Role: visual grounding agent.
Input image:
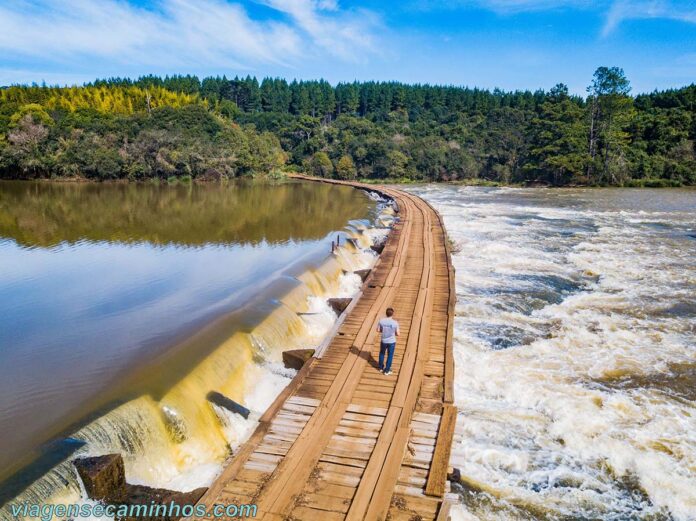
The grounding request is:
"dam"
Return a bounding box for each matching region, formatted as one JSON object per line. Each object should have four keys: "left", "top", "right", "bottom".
{"left": 196, "top": 175, "right": 458, "bottom": 521}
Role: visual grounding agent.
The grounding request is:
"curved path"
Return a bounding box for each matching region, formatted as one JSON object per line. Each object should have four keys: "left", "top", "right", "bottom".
{"left": 195, "top": 176, "right": 457, "bottom": 521}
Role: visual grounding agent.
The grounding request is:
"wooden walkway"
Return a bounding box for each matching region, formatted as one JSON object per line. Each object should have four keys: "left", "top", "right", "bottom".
{"left": 195, "top": 176, "right": 457, "bottom": 521}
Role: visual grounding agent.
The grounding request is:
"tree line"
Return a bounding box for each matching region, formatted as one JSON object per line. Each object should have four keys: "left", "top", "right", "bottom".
{"left": 1, "top": 68, "right": 694, "bottom": 185}
{"left": 0, "top": 85, "right": 284, "bottom": 180}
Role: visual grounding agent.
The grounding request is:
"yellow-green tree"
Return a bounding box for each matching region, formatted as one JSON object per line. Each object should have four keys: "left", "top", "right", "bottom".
{"left": 335, "top": 154, "right": 356, "bottom": 179}
{"left": 309, "top": 152, "right": 333, "bottom": 178}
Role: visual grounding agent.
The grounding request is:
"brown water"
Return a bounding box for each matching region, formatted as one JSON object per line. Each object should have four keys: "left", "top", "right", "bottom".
{"left": 407, "top": 186, "right": 695, "bottom": 521}
{"left": 0, "top": 179, "right": 384, "bottom": 514}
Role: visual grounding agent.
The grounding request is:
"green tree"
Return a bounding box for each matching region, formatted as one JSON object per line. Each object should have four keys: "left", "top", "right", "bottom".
{"left": 587, "top": 67, "right": 633, "bottom": 184}
{"left": 217, "top": 100, "right": 240, "bottom": 120}
{"left": 1, "top": 75, "right": 694, "bottom": 186}
{"left": 10, "top": 103, "right": 54, "bottom": 127}
{"left": 386, "top": 150, "right": 409, "bottom": 179}
{"left": 335, "top": 154, "right": 356, "bottom": 179}
{"left": 308, "top": 151, "right": 333, "bottom": 177}
{"left": 526, "top": 84, "right": 588, "bottom": 185}
{"left": 336, "top": 83, "right": 359, "bottom": 114}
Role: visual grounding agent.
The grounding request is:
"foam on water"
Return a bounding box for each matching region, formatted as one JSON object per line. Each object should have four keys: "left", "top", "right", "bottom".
{"left": 407, "top": 185, "right": 696, "bottom": 521}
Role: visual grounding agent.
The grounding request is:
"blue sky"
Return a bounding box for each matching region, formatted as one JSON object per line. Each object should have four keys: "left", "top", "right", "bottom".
{"left": 0, "top": 0, "right": 694, "bottom": 94}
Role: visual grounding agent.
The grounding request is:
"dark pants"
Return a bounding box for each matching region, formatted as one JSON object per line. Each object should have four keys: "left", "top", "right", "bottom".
{"left": 379, "top": 342, "right": 396, "bottom": 372}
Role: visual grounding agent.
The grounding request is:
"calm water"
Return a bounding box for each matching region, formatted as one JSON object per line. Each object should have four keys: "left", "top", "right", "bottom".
{"left": 0, "top": 179, "right": 379, "bottom": 509}
{"left": 407, "top": 186, "right": 695, "bottom": 521}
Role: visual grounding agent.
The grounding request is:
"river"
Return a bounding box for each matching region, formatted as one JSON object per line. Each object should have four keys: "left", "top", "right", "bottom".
{"left": 0, "top": 179, "right": 390, "bottom": 517}
{"left": 406, "top": 186, "right": 695, "bottom": 521}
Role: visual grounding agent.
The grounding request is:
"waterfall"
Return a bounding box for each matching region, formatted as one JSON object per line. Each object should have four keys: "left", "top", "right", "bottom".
{"left": 3, "top": 205, "right": 394, "bottom": 521}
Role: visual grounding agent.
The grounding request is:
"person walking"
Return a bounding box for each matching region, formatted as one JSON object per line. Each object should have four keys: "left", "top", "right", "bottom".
{"left": 377, "top": 307, "right": 399, "bottom": 375}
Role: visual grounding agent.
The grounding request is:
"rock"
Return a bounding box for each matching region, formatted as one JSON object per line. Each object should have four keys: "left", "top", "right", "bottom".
{"left": 74, "top": 454, "right": 208, "bottom": 521}
{"left": 282, "top": 349, "right": 315, "bottom": 370}
{"left": 206, "top": 391, "right": 250, "bottom": 419}
{"left": 370, "top": 235, "right": 388, "bottom": 254}
{"left": 354, "top": 269, "right": 371, "bottom": 282}
{"left": 328, "top": 297, "right": 352, "bottom": 315}
{"left": 122, "top": 484, "right": 207, "bottom": 521}
{"left": 447, "top": 467, "right": 461, "bottom": 484}
{"left": 73, "top": 454, "right": 127, "bottom": 503}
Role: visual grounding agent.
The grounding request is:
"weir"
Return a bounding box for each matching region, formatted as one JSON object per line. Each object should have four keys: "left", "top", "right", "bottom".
{"left": 0, "top": 182, "right": 382, "bottom": 516}
{"left": 195, "top": 175, "right": 458, "bottom": 521}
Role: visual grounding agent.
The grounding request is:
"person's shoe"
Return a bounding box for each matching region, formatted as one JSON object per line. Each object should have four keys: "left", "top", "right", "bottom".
{"left": 379, "top": 368, "right": 384, "bottom": 373}
{"left": 384, "top": 371, "right": 392, "bottom": 376}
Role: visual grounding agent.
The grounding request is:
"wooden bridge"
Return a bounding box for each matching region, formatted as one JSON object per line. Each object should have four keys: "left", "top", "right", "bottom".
{"left": 195, "top": 176, "right": 458, "bottom": 521}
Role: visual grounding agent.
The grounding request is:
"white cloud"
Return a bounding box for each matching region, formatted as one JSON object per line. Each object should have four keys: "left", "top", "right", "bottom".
{"left": 259, "top": 0, "right": 378, "bottom": 62}
{"left": 603, "top": 0, "right": 696, "bottom": 36}
{"left": 0, "top": 0, "right": 380, "bottom": 78}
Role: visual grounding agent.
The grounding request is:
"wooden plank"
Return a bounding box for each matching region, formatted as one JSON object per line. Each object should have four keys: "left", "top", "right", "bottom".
{"left": 343, "top": 407, "right": 401, "bottom": 521}
{"left": 300, "top": 493, "right": 351, "bottom": 513}
{"left": 345, "top": 404, "right": 388, "bottom": 416}
{"left": 254, "top": 209, "right": 416, "bottom": 517}
{"left": 394, "top": 493, "right": 440, "bottom": 515}
{"left": 347, "top": 201, "right": 436, "bottom": 521}
{"left": 419, "top": 194, "right": 455, "bottom": 406}
{"left": 319, "top": 471, "right": 362, "bottom": 488}
{"left": 291, "top": 506, "right": 345, "bottom": 521}
{"left": 319, "top": 454, "right": 370, "bottom": 468}
{"left": 306, "top": 482, "right": 356, "bottom": 500}
{"left": 436, "top": 499, "right": 454, "bottom": 521}
{"left": 425, "top": 404, "right": 458, "bottom": 497}
{"left": 197, "top": 178, "right": 457, "bottom": 521}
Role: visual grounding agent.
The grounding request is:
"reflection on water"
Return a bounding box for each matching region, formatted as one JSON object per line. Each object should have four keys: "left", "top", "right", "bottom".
{"left": 407, "top": 186, "right": 696, "bottom": 521}
{"left": 0, "top": 179, "right": 368, "bottom": 247}
{"left": 0, "top": 179, "right": 383, "bottom": 515}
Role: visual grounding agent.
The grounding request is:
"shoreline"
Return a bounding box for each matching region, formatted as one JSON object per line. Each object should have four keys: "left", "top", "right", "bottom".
{"left": 354, "top": 177, "right": 692, "bottom": 189}
{"left": 0, "top": 173, "right": 692, "bottom": 189}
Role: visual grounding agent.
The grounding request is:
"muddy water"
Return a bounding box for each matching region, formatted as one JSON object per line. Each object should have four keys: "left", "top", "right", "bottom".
{"left": 406, "top": 186, "right": 695, "bottom": 521}
{"left": 0, "top": 179, "right": 390, "bottom": 516}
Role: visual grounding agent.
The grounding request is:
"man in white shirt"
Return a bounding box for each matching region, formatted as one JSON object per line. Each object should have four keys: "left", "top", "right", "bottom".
{"left": 377, "top": 307, "right": 400, "bottom": 375}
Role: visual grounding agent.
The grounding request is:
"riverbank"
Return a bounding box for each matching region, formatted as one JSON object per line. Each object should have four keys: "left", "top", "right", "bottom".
{"left": 4, "top": 171, "right": 691, "bottom": 189}
{"left": 352, "top": 176, "right": 691, "bottom": 188}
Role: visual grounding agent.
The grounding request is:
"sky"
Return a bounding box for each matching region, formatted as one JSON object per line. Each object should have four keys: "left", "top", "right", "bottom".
{"left": 0, "top": 0, "right": 694, "bottom": 95}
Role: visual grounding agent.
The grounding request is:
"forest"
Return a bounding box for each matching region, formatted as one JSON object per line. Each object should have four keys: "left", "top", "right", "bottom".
{"left": 0, "top": 68, "right": 694, "bottom": 186}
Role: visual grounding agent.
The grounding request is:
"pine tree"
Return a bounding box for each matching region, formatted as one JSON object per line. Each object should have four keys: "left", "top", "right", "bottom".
{"left": 586, "top": 67, "right": 632, "bottom": 184}
{"left": 526, "top": 84, "right": 588, "bottom": 185}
